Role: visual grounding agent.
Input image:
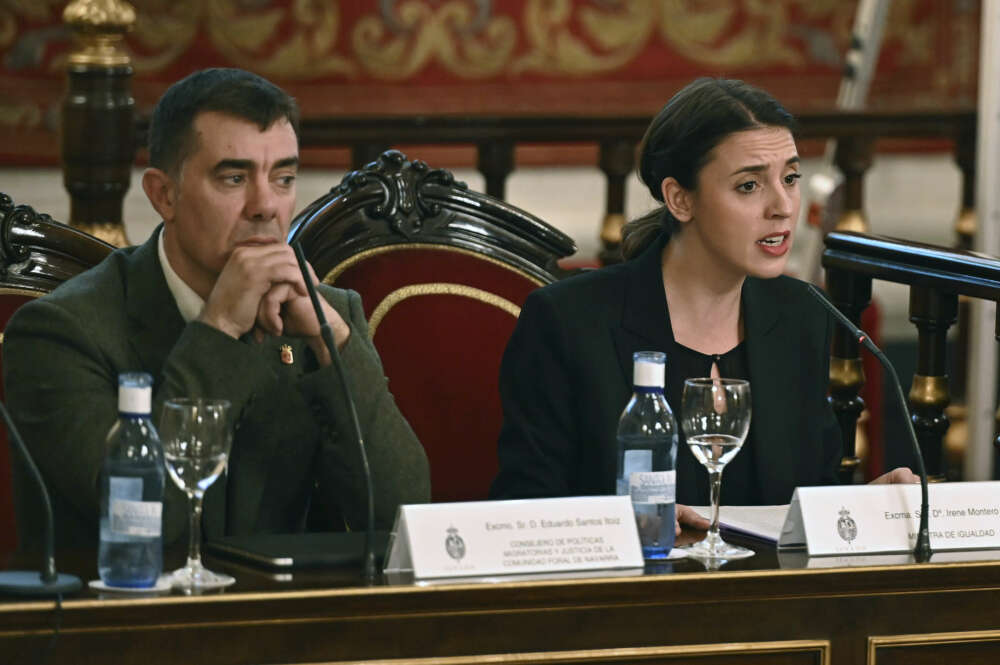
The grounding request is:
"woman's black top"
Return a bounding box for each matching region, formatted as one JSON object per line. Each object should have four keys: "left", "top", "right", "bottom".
{"left": 667, "top": 339, "right": 759, "bottom": 505}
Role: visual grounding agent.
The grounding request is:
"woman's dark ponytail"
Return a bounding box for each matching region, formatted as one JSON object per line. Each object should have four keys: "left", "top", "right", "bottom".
{"left": 621, "top": 207, "right": 679, "bottom": 260}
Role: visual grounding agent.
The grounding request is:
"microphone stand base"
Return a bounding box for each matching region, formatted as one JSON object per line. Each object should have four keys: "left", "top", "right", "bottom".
{"left": 0, "top": 571, "right": 82, "bottom": 596}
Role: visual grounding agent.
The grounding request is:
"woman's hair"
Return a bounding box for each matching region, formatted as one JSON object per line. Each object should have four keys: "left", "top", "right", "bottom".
{"left": 621, "top": 78, "right": 797, "bottom": 260}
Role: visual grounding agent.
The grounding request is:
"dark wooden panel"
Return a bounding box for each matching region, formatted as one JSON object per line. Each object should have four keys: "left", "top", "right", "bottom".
{"left": 870, "top": 631, "right": 1000, "bottom": 665}
{"left": 3, "top": 555, "right": 1000, "bottom": 665}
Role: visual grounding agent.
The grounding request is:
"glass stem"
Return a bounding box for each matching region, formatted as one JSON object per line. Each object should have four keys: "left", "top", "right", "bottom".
{"left": 708, "top": 468, "right": 723, "bottom": 538}
{"left": 188, "top": 491, "right": 204, "bottom": 569}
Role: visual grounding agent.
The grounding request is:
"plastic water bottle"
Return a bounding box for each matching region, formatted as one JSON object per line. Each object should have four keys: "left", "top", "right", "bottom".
{"left": 616, "top": 351, "right": 678, "bottom": 559}
{"left": 98, "top": 372, "right": 165, "bottom": 587}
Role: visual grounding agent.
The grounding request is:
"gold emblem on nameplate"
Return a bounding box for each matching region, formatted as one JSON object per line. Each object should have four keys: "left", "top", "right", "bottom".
{"left": 280, "top": 344, "right": 294, "bottom": 365}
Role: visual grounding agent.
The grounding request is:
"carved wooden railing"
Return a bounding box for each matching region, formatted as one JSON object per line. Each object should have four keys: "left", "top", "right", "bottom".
{"left": 291, "top": 110, "right": 978, "bottom": 257}
{"left": 822, "top": 232, "right": 1000, "bottom": 482}
{"left": 128, "top": 110, "right": 979, "bottom": 263}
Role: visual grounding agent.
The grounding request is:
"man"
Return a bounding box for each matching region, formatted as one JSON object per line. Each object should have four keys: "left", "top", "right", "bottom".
{"left": 4, "top": 68, "right": 430, "bottom": 548}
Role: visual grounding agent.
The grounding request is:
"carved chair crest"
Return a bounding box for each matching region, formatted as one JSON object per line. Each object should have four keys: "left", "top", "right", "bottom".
{"left": 289, "top": 150, "right": 576, "bottom": 284}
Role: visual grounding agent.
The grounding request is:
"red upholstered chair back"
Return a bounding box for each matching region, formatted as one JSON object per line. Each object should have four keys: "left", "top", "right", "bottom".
{"left": 0, "top": 194, "right": 113, "bottom": 563}
{"left": 290, "top": 151, "right": 576, "bottom": 503}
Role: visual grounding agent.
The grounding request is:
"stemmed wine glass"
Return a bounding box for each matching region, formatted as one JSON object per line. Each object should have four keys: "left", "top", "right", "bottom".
{"left": 160, "top": 398, "right": 235, "bottom": 591}
{"left": 680, "top": 378, "right": 754, "bottom": 561}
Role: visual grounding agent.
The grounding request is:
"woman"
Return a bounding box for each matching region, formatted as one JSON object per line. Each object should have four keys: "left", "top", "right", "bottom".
{"left": 490, "top": 78, "right": 913, "bottom": 524}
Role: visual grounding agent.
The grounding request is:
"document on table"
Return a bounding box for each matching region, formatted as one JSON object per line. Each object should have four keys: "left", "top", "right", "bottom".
{"left": 690, "top": 505, "right": 790, "bottom": 544}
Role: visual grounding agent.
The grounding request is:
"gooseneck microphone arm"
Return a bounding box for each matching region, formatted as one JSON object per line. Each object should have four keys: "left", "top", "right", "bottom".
{"left": 0, "top": 399, "right": 81, "bottom": 595}
{"left": 806, "top": 283, "right": 932, "bottom": 561}
{"left": 293, "top": 245, "right": 378, "bottom": 584}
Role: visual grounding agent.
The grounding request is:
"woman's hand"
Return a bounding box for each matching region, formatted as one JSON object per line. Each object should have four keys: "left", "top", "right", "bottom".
{"left": 870, "top": 466, "right": 920, "bottom": 484}
{"left": 675, "top": 503, "right": 711, "bottom": 535}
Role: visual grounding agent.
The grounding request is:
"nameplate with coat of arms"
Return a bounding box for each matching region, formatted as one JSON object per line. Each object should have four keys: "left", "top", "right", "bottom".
{"left": 383, "top": 496, "right": 644, "bottom": 579}
{"left": 778, "top": 481, "right": 1000, "bottom": 556}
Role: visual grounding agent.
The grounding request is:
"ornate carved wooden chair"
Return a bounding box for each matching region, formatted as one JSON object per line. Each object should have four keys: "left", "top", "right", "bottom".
{"left": 0, "top": 193, "right": 113, "bottom": 562}
{"left": 289, "top": 150, "right": 577, "bottom": 503}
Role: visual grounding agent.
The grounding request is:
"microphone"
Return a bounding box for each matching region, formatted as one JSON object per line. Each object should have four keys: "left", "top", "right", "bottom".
{"left": 806, "top": 283, "right": 932, "bottom": 561}
{"left": 0, "top": 400, "right": 82, "bottom": 595}
{"left": 292, "top": 244, "right": 378, "bottom": 584}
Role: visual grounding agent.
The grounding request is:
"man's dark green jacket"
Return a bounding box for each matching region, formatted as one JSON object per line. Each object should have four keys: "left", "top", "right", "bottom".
{"left": 4, "top": 229, "right": 430, "bottom": 549}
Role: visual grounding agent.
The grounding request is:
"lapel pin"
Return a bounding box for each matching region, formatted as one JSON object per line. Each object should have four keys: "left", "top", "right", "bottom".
{"left": 280, "top": 344, "right": 294, "bottom": 365}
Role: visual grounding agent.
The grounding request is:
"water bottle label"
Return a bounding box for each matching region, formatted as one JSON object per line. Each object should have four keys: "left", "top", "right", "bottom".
{"left": 110, "top": 476, "right": 142, "bottom": 501}
{"left": 623, "top": 449, "right": 652, "bottom": 475}
{"left": 110, "top": 499, "right": 162, "bottom": 537}
{"left": 629, "top": 470, "right": 676, "bottom": 504}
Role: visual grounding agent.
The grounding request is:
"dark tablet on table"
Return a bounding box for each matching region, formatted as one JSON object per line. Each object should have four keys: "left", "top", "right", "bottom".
{"left": 205, "top": 531, "right": 390, "bottom": 570}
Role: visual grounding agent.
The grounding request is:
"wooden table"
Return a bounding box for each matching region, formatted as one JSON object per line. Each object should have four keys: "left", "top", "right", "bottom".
{"left": 3, "top": 536, "right": 1000, "bottom": 665}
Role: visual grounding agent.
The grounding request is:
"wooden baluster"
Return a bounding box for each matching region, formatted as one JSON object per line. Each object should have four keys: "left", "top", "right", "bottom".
{"left": 597, "top": 138, "right": 636, "bottom": 265}
{"left": 61, "top": 0, "right": 136, "bottom": 248}
{"left": 477, "top": 140, "right": 514, "bottom": 200}
{"left": 908, "top": 287, "right": 958, "bottom": 480}
{"left": 953, "top": 116, "right": 977, "bottom": 251}
{"left": 833, "top": 135, "right": 875, "bottom": 233}
{"left": 945, "top": 115, "right": 977, "bottom": 478}
{"left": 826, "top": 268, "right": 871, "bottom": 484}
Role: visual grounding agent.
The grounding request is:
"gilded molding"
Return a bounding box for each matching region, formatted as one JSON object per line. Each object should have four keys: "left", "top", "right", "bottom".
{"left": 829, "top": 356, "right": 864, "bottom": 391}
{"left": 63, "top": 0, "right": 136, "bottom": 67}
{"left": 368, "top": 282, "right": 520, "bottom": 338}
{"left": 316, "top": 640, "right": 830, "bottom": 665}
{"left": 323, "top": 243, "right": 544, "bottom": 288}
{"left": 869, "top": 629, "right": 1000, "bottom": 665}
{"left": 908, "top": 374, "right": 950, "bottom": 410}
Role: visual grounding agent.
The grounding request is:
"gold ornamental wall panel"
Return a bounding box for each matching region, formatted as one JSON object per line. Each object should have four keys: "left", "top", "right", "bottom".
{"left": 0, "top": 0, "right": 980, "bottom": 166}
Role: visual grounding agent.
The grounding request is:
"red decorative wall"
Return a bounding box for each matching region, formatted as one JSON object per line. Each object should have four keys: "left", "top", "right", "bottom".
{"left": 0, "top": 0, "right": 980, "bottom": 166}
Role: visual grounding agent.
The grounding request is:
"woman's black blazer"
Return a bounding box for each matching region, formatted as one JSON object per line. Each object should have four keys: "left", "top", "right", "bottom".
{"left": 490, "top": 235, "right": 842, "bottom": 505}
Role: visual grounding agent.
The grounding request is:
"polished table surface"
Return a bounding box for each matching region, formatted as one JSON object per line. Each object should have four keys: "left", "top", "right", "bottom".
{"left": 3, "top": 531, "right": 1000, "bottom": 665}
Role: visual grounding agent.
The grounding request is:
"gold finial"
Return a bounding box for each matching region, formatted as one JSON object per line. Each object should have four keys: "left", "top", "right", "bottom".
{"left": 63, "top": 0, "right": 137, "bottom": 67}
{"left": 835, "top": 209, "right": 869, "bottom": 233}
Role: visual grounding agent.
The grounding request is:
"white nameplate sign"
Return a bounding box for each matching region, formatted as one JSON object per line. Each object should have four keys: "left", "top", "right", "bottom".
{"left": 384, "top": 496, "right": 644, "bottom": 579}
{"left": 779, "top": 481, "right": 1000, "bottom": 556}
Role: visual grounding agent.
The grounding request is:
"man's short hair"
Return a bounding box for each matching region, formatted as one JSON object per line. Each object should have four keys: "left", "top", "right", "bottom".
{"left": 148, "top": 68, "right": 300, "bottom": 175}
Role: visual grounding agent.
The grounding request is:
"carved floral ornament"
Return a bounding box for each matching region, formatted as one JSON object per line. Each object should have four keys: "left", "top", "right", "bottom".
{"left": 0, "top": 0, "right": 936, "bottom": 79}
